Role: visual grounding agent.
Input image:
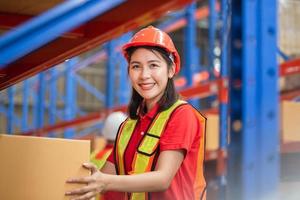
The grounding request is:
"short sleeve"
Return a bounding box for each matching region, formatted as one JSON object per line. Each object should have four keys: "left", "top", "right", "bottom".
{"left": 159, "top": 104, "right": 200, "bottom": 154}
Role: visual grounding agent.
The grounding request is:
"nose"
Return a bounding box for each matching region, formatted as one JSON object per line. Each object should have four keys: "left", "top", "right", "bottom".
{"left": 140, "top": 66, "right": 151, "bottom": 79}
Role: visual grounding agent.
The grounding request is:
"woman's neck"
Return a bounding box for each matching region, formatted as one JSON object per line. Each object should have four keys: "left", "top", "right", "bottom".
{"left": 145, "top": 100, "right": 156, "bottom": 112}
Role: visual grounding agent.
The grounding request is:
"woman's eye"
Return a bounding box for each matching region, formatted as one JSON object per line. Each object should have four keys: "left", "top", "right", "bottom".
{"left": 150, "top": 64, "right": 159, "bottom": 68}
{"left": 131, "top": 65, "right": 139, "bottom": 69}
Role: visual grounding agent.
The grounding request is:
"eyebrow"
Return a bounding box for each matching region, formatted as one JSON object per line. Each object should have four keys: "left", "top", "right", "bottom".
{"left": 130, "top": 60, "right": 161, "bottom": 65}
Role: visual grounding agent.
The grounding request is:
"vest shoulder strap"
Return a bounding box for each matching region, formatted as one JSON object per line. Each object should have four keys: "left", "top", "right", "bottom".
{"left": 137, "top": 100, "right": 187, "bottom": 156}
{"left": 115, "top": 119, "right": 138, "bottom": 175}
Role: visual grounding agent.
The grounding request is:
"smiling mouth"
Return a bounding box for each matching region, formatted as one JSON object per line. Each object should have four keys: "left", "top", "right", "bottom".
{"left": 139, "top": 83, "right": 155, "bottom": 90}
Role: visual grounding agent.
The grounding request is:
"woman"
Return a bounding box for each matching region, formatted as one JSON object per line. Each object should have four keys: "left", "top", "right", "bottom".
{"left": 66, "top": 26, "right": 206, "bottom": 200}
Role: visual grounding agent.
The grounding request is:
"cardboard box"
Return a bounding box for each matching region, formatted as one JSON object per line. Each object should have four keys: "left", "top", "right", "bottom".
{"left": 281, "top": 101, "right": 300, "bottom": 142}
{"left": 205, "top": 114, "right": 219, "bottom": 151}
{"left": 0, "top": 134, "right": 90, "bottom": 200}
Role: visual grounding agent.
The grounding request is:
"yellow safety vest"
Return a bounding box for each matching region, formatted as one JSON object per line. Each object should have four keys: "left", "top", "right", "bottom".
{"left": 115, "top": 100, "right": 206, "bottom": 200}
{"left": 90, "top": 147, "right": 112, "bottom": 170}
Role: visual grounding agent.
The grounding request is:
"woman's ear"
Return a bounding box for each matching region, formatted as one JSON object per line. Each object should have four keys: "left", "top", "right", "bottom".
{"left": 168, "top": 64, "right": 176, "bottom": 78}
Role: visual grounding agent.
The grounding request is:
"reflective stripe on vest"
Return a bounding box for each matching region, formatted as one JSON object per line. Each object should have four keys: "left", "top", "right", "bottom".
{"left": 90, "top": 147, "right": 112, "bottom": 170}
{"left": 115, "top": 119, "right": 138, "bottom": 176}
{"left": 193, "top": 111, "right": 207, "bottom": 200}
{"left": 115, "top": 100, "right": 206, "bottom": 200}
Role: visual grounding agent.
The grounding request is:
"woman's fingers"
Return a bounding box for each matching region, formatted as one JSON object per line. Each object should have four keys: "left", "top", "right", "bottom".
{"left": 66, "top": 185, "right": 92, "bottom": 195}
{"left": 67, "top": 163, "right": 99, "bottom": 184}
{"left": 66, "top": 184, "right": 99, "bottom": 196}
{"left": 66, "top": 163, "right": 103, "bottom": 199}
{"left": 70, "top": 191, "right": 96, "bottom": 200}
{"left": 82, "top": 162, "right": 98, "bottom": 174}
{"left": 67, "top": 176, "right": 94, "bottom": 184}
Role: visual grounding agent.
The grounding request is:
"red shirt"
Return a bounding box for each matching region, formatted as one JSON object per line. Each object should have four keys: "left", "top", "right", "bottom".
{"left": 105, "top": 103, "right": 205, "bottom": 200}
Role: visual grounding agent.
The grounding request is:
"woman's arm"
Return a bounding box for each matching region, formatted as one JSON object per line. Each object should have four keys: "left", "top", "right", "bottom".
{"left": 100, "top": 161, "right": 116, "bottom": 175}
{"left": 66, "top": 150, "right": 184, "bottom": 200}
{"left": 104, "top": 149, "right": 184, "bottom": 192}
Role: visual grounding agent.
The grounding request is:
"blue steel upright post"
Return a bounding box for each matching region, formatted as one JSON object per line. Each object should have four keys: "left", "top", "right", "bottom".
{"left": 32, "top": 76, "right": 38, "bottom": 131}
{"left": 49, "top": 68, "right": 58, "bottom": 137}
{"left": 227, "top": 1, "right": 279, "bottom": 200}
{"left": 21, "top": 80, "right": 29, "bottom": 132}
{"left": 219, "top": 0, "right": 229, "bottom": 162}
{"left": 106, "top": 40, "right": 116, "bottom": 108}
{"left": 208, "top": 0, "right": 217, "bottom": 79}
{"left": 36, "top": 72, "right": 46, "bottom": 129}
{"left": 257, "top": 1, "right": 279, "bottom": 198}
{"left": 228, "top": 0, "right": 254, "bottom": 199}
{"left": 208, "top": 0, "right": 217, "bottom": 108}
{"left": 184, "top": 2, "right": 200, "bottom": 109}
{"left": 118, "top": 33, "right": 132, "bottom": 105}
{"left": 64, "top": 59, "right": 77, "bottom": 138}
{"left": 7, "top": 86, "right": 15, "bottom": 134}
{"left": 217, "top": 0, "right": 229, "bottom": 199}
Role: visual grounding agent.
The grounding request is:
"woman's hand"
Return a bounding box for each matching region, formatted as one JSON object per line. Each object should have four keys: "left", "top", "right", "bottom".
{"left": 65, "top": 162, "right": 107, "bottom": 200}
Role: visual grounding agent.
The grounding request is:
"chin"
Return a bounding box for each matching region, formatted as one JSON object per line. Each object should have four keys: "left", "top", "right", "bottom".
{"left": 137, "top": 90, "right": 153, "bottom": 98}
{"left": 141, "top": 94, "right": 155, "bottom": 100}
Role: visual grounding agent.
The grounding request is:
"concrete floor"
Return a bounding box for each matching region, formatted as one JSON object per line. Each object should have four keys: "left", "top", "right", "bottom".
{"left": 280, "top": 181, "right": 300, "bottom": 200}
{"left": 280, "top": 152, "right": 300, "bottom": 200}
{"left": 206, "top": 152, "right": 300, "bottom": 200}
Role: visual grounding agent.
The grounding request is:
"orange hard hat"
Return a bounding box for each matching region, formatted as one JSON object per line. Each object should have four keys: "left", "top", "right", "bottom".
{"left": 122, "top": 26, "right": 181, "bottom": 74}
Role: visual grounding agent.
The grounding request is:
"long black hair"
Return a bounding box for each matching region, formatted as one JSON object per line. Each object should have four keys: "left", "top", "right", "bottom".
{"left": 126, "top": 46, "right": 179, "bottom": 119}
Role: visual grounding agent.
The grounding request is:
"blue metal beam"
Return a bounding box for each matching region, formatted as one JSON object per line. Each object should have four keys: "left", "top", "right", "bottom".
{"left": 36, "top": 72, "right": 46, "bottom": 129}
{"left": 117, "top": 33, "right": 132, "bottom": 105}
{"left": 106, "top": 40, "right": 117, "bottom": 108}
{"left": 48, "top": 68, "right": 58, "bottom": 137}
{"left": 218, "top": 0, "right": 229, "bottom": 198}
{"left": 7, "top": 86, "right": 15, "bottom": 134}
{"left": 242, "top": 1, "right": 261, "bottom": 198}
{"left": 21, "top": 80, "right": 29, "bottom": 131}
{"left": 277, "top": 47, "right": 290, "bottom": 61}
{"left": 258, "top": 1, "right": 279, "bottom": 198}
{"left": 184, "top": 2, "right": 200, "bottom": 109}
{"left": 47, "top": 50, "right": 106, "bottom": 83}
{"left": 209, "top": 0, "right": 217, "bottom": 79}
{"left": 0, "top": 0, "right": 126, "bottom": 67}
{"left": 220, "top": 0, "right": 229, "bottom": 152}
{"left": 64, "top": 59, "right": 77, "bottom": 138}
{"left": 227, "top": 1, "right": 279, "bottom": 199}
{"left": 228, "top": 1, "right": 257, "bottom": 199}
{"left": 49, "top": 68, "right": 58, "bottom": 126}
{"left": 9, "top": 76, "right": 36, "bottom": 97}
{"left": 207, "top": 0, "right": 218, "bottom": 110}
{"left": 45, "top": 57, "right": 94, "bottom": 117}
{"left": 74, "top": 73, "right": 105, "bottom": 102}
{"left": 32, "top": 76, "right": 38, "bottom": 129}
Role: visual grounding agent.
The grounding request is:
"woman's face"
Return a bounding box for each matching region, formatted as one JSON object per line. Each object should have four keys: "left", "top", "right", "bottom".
{"left": 128, "top": 48, "right": 175, "bottom": 110}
